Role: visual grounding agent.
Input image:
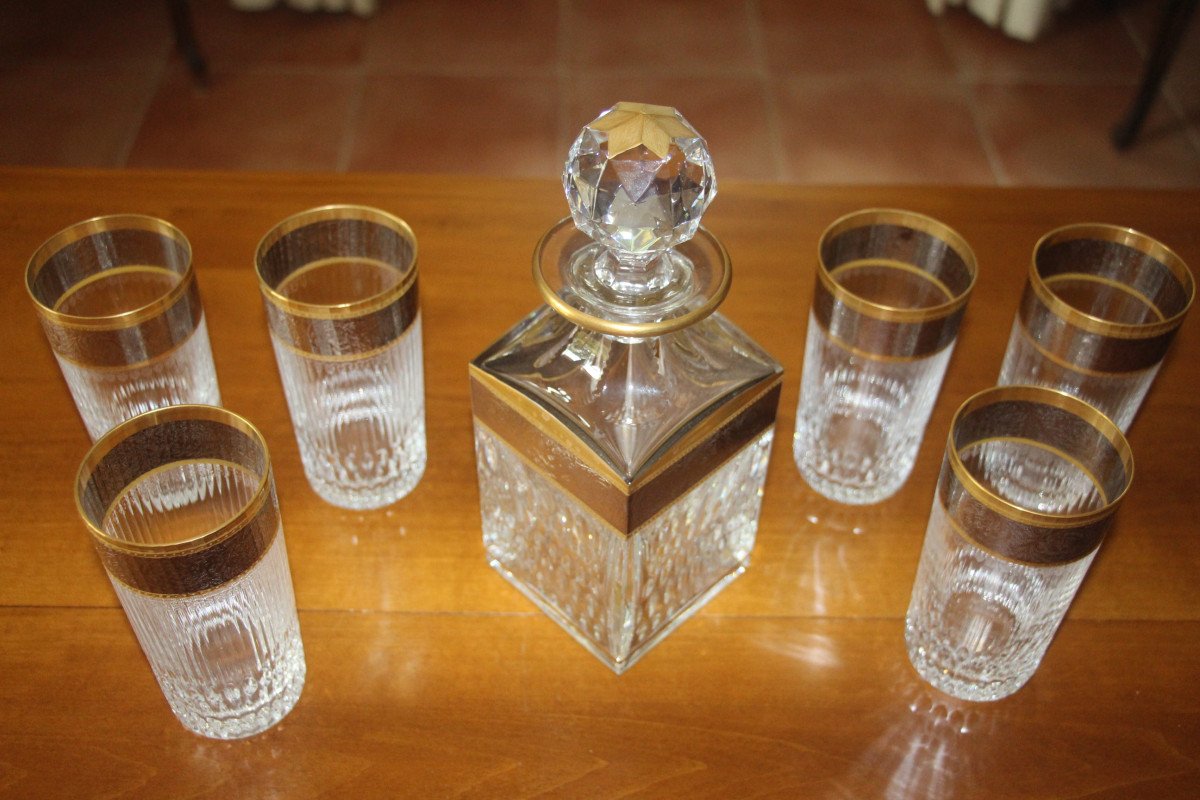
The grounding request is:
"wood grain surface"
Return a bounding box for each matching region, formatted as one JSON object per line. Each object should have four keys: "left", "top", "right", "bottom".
{"left": 1, "top": 168, "right": 1197, "bottom": 799}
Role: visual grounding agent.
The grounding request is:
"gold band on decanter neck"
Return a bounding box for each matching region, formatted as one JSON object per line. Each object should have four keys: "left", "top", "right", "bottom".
{"left": 533, "top": 219, "right": 731, "bottom": 338}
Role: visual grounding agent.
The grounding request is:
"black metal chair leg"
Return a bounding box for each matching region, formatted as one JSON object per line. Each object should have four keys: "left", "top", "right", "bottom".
{"left": 167, "top": 0, "right": 209, "bottom": 85}
{"left": 1112, "top": 0, "right": 1199, "bottom": 150}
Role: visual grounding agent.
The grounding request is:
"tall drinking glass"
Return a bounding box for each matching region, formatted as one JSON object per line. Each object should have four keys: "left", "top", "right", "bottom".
{"left": 26, "top": 215, "right": 221, "bottom": 440}
{"left": 75, "top": 405, "right": 306, "bottom": 738}
{"left": 793, "top": 209, "right": 977, "bottom": 505}
{"left": 905, "top": 386, "right": 1133, "bottom": 702}
{"left": 255, "top": 205, "right": 426, "bottom": 509}
{"left": 997, "top": 223, "right": 1194, "bottom": 431}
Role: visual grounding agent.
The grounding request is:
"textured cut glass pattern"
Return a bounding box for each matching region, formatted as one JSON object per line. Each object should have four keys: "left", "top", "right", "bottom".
{"left": 104, "top": 461, "right": 305, "bottom": 739}
{"left": 273, "top": 315, "right": 426, "bottom": 509}
{"left": 564, "top": 110, "right": 715, "bottom": 260}
{"left": 905, "top": 439, "right": 1105, "bottom": 701}
{"left": 57, "top": 316, "right": 221, "bottom": 441}
{"left": 997, "top": 320, "right": 1159, "bottom": 432}
{"left": 477, "top": 424, "right": 773, "bottom": 673}
{"left": 794, "top": 312, "right": 953, "bottom": 504}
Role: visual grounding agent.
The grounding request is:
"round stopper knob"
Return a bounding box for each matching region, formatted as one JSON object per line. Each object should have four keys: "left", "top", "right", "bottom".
{"left": 563, "top": 102, "right": 716, "bottom": 265}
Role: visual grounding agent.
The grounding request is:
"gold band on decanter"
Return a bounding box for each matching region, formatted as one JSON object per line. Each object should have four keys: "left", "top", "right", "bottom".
{"left": 938, "top": 386, "right": 1133, "bottom": 565}
{"left": 469, "top": 364, "right": 781, "bottom": 536}
{"left": 75, "top": 405, "right": 279, "bottom": 596}
{"left": 813, "top": 209, "right": 976, "bottom": 360}
{"left": 26, "top": 215, "right": 204, "bottom": 368}
{"left": 255, "top": 205, "right": 420, "bottom": 359}
{"left": 533, "top": 219, "right": 731, "bottom": 338}
{"left": 1017, "top": 223, "right": 1194, "bottom": 374}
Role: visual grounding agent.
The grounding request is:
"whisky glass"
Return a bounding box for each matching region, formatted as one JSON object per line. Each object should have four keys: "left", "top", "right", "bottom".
{"left": 905, "top": 386, "right": 1133, "bottom": 701}
{"left": 997, "top": 224, "right": 1194, "bottom": 431}
{"left": 26, "top": 215, "right": 221, "bottom": 440}
{"left": 793, "top": 209, "right": 977, "bottom": 505}
{"left": 255, "top": 205, "right": 426, "bottom": 509}
{"left": 75, "top": 405, "right": 306, "bottom": 738}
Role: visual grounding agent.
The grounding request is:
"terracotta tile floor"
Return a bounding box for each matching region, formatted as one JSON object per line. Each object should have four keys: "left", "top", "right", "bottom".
{"left": 1, "top": 0, "right": 1198, "bottom": 185}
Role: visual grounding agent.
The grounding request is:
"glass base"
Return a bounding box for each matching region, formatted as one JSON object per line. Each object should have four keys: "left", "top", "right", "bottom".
{"left": 490, "top": 557, "right": 747, "bottom": 675}
{"left": 58, "top": 316, "right": 221, "bottom": 441}
{"left": 172, "top": 647, "right": 306, "bottom": 739}
{"left": 277, "top": 316, "right": 427, "bottom": 511}
{"left": 793, "top": 433, "right": 910, "bottom": 505}
{"left": 904, "top": 629, "right": 1025, "bottom": 703}
{"left": 904, "top": 498, "right": 1093, "bottom": 703}
{"left": 792, "top": 315, "right": 951, "bottom": 506}
{"left": 304, "top": 451, "right": 426, "bottom": 510}
{"left": 114, "top": 529, "right": 308, "bottom": 739}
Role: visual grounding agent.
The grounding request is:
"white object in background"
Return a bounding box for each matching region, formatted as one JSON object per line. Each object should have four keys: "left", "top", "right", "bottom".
{"left": 230, "top": 0, "right": 377, "bottom": 15}
{"left": 927, "top": 0, "right": 1074, "bottom": 42}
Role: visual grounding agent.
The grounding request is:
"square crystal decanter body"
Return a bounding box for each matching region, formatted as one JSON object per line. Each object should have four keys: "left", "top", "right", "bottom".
{"left": 470, "top": 305, "right": 782, "bottom": 673}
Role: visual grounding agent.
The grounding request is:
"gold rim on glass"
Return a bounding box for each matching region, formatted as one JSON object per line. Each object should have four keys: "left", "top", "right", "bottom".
{"left": 817, "top": 208, "right": 977, "bottom": 323}
{"left": 946, "top": 385, "right": 1134, "bottom": 530}
{"left": 25, "top": 214, "right": 195, "bottom": 331}
{"left": 532, "top": 218, "right": 732, "bottom": 338}
{"left": 75, "top": 404, "right": 273, "bottom": 557}
{"left": 1029, "top": 223, "right": 1194, "bottom": 339}
{"left": 255, "top": 204, "right": 419, "bottom": 320}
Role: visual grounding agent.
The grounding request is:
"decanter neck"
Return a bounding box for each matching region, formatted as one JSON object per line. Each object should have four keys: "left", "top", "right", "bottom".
{"left": 567, "top": 245, "right": 694, "bottom": 317}
{"left": 533, "top": 219, "right": 730, "bottom": 339}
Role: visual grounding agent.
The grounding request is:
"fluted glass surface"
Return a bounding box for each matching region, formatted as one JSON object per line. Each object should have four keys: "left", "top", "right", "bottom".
{"left": 905, "top": 438, "right": 1105, "bottom": 701}
{"left": 997, "top": 320, "right": 1158, "bottom": 432}
{"left": 272, "top": 316, "right": 426, "bottom": 509}
{"left": 102, "top": 460, "right": 305, "bottom": 739}
{"left": 58, "top": 316, "right": 221, "bottom": 441}
{"left": 906, "top": 500, "right": 1093, "bottom": 702}
{"left": 794, "top": 312, "right": 953, "bottom": 505}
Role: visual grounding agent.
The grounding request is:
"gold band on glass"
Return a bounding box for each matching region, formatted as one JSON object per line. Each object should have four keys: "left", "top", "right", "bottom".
{"left": 814, "top": 209, "right": 977, "bottom": 359}
{"left": 75, "top": 405, "right": 279, "bottom": 597}
{"left": 262, "top": 277, "right": 420, "bottom": 361}
{"left": 255, "top": 205, "right": 420, "bottom": 358}
{"left": 1012, "top": 316, "right": 1162, "bottom": 378}
{"left": 1018, "top": 223, "right": 1194, "bottom": 373}
{"left": 26, "top": 215, "right": 203, "bottom": 368}
{"left": 533, "top": 219, "right": 732, "bottom": 338}
{"left": 938, "top": 386, "right": 1133, "bottom": 565}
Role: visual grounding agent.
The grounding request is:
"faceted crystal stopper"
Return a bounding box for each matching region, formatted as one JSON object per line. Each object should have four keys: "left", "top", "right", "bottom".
{"left": 564, "top": 102, "right": 716, "bottom": 264}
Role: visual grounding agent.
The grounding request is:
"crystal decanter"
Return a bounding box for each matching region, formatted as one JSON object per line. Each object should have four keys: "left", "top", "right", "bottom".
{"left": 470, "top": 102, "right": 783, "bottom": 673}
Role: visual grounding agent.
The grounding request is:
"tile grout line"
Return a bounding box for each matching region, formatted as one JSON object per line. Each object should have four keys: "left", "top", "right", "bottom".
{"left": 1162, "top": 84, "right": 1200, "bottom": 158}
{"left": 334, "top": 59, "right": 369, "bottom": 173}
{"left": 960, "top": 84, "right": 1010, "bottom": 186}
{"left": 744, "top": 0, "right": 786, "bottom": 183}
{"left": 1118, "top": 9, "right": 1149, "bottom": 58}
{"left": 114, "top": 41, "right": 174, "bottom": 169}
{"left": 935, "top": 15, "right": 1008, "bottom": 186}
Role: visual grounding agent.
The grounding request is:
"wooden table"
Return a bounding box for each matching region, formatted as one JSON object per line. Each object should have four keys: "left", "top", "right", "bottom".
{"left": 1, "top": 168, "right": 1198, "bottom": 799}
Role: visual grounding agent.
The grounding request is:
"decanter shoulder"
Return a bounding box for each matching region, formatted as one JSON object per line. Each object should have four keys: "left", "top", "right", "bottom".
{"left": 472, "top": 306, "right": 780, "bottom": 478}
